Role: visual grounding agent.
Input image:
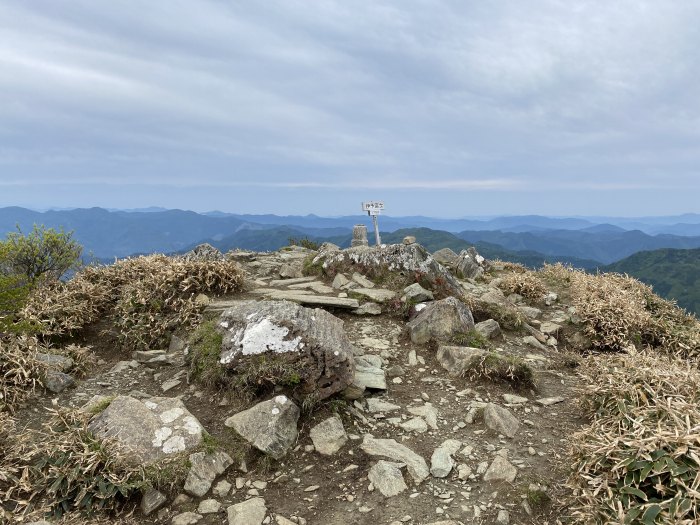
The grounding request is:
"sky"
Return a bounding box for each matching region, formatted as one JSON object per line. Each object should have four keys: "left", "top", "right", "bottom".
{"left": 1, "top": 1, "right": 699, "bottom": 217}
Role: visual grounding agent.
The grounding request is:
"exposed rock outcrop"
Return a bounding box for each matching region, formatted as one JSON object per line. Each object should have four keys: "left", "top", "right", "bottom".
{"left": 406, "top": 297, "right": 475, "bottom": 344}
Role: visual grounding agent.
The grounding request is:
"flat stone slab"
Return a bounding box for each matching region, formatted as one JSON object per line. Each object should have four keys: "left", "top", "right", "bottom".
{"left": 268, "top": 276, "right": 318, "bottom": 286}
{"left": 361, "top": 434, "right": 429, "bottom": 484}
{"left": 352, "top": 288, "right": 397, "bottom": 303}
{"left": 368, "top": 460, "right": 407, "bottom": 497}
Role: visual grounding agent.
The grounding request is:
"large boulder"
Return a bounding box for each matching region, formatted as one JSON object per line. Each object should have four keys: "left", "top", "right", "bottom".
{"left": 406, "top": 297, "right": 475, "bottom": 345}
{"left": 455, "top": 247, "right": 487, "bottom": 280}
{"left": 224, "top": 395, "right": 299, "bottom": 459}
{"left": 218, "top": 300, "right": 356, "bottom": 400}
{"left": 312, "top": 243, "right": 463, "bottom": 298}
{"left": 88, "top": 396, "right": 204, "bottom": 465}
{"left": 432, "top": 248, "right": 460, "bottom": 268}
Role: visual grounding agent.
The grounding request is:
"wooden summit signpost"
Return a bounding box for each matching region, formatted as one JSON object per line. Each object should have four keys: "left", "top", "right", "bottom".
{"left": 362, "top": 201, "right": 384, "bottom": 246}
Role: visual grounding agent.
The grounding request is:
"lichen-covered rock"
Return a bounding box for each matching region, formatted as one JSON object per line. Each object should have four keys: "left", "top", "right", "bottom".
{"left": 87, "top": 396, "right": 204, "bottom": 465}
{"left": 312, "top": 243, "right": 463, "bottom": 298}
{"left": 182, "top": 243, "right": 223, "bottom": 261}
{"left": 225, "top": 395, "right": 299, "bottom": 459}
{"left": 455, "top": 247, "right": 487, "bottom": 280}
{"left": 218, "top": 300, "right": 356, "bottom": 400}
{"left": 432, "top": 248, "right": 460, "bottom": 268}
{"left": 309, "top": 415, "right": 348, "bottom": 455}
{"left": 406, "top": 297, "right": 475, "bottom": 345}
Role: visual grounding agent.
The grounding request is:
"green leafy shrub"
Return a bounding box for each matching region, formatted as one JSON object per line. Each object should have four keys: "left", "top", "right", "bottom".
{"left": 451, "top": 329, "right": 488, "bottom": 349}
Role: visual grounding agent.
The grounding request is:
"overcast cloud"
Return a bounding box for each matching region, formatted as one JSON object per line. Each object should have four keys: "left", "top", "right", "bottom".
{"left": 1, "top": 1, "right": 699, "bottom": 216}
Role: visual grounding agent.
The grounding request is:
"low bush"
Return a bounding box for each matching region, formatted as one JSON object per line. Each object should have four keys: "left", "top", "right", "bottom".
{"left": 0, "top": 335, "right": 45, "bottom": 413}
{"left": 499, "top": 270, "right": 547, "bottom": 300}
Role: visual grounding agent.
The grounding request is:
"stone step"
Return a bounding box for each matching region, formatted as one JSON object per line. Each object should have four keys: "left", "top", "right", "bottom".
{"left": 206, "top": 293, "right": 360, "bottom": 312}
{"left": 268, "top": 276, "right": 318, "bottom": 287}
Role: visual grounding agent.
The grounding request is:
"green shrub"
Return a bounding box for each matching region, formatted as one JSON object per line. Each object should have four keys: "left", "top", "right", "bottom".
{"left": 1, "top": 224, "right": 81, "bottom": 282}
{"left": 464, "top": 352, "right": 534, "bottom": 388}
{"left": 451, "top": 329, "right": 488, "bottom": 349}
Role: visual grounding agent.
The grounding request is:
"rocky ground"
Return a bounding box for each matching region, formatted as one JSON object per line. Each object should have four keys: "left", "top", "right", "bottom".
{"left": 14, "top": 243, "right": 589, "bottom": 525}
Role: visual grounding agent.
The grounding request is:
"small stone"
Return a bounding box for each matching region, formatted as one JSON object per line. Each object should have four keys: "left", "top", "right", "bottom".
{"left": 496, "top": 510, "right": 510, "bottom": 524}
{"left": 400, "top": 417, "right": 428, "bottom": 433}
{"left": 502, "top": 394, "right": 528, "bottom": 404}
{"left": 304, "top": 485, "right": 320, "bottom": 492}
{"left": 368, "top": 460, "right": 408, "bottom": 497}
{"left": 213, "top": 480, "right": 232, "bottom": 497}
{"left": 309, "top": 416, "right": 348, "bottom": 455}
{"left": 44, "top": 370, "right": 75, "bottom": 393}
{"left": 536, "top": 397, "right": 565, "bottom": 406}
{"left": 483, "top": 403, "right": 520, "bottom": 438}
{"left": 226, "top": 498, "right": 267, "bottom": 525}
{"left": 366, "top": 398, "right": 401, "bottom": 413}
{"left": 184, "top": 450, "right": 233, "bottom": 497}
{"left": 198, "top": 499, "right": 221, "bottom": 514}
{"left": 171, "top": 512, "right": 202, "bottom": 525}
{"left": 141, "top": 488, "right": 167, "bottom": 516}
{"left": 403, "top": 236, "right": 416, "bottom": 245}
{"left": 483, "top": 451, "right": 517, "bottom": 483}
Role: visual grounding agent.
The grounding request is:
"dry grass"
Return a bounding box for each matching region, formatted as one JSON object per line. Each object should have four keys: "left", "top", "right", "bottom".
{"left": 463, "top": 352, "right": 535, "bottom": 389}
{"left": 0, "top": 335, "right": 45, "bottom": 413}
{"left": 0, "top": 409, "right": 146, "bottom": 519}
{"left": 20, "top": 255, "right": 244, "bottom": 350}
{"left": 499, "top": 270, "right": 547, "bottom": 300}
{"left": 569, "top": 350, "right": 700, "bottom": 524}
{"left": 540, "top": 264, "right": 700, "bottom": 358}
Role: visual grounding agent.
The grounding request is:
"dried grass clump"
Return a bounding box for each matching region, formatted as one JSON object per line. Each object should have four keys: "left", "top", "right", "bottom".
{"left": 1, "top": 409, "right": 146, "bottom": 519}
{"left": 467, "top": 297, "right": 526, "bottom": 331}
{"left": 19, "top": 274, "right": 111, "bottom": 337}
{"left": 464, "top": 352, "right": 535, "bottom": 389}
{"left": 569, "top": 350, "right": 700, "bottom": 524}
{"left": 498, "top": 270, "right": 547, "bottom": 300}
{"left": 19, "top": 255, "right": 244, "bottom": 349}
{"left": 0, "top": 335, "right": 45, "bottom": 413}
{"left": 538, "top": 264, "right": 700, "bottom": 359}
{"left": 493, "top": 260, "right": 528, "bottom": 273}
{"left": 111, "top": 255, "right": 243, "bottom": 349}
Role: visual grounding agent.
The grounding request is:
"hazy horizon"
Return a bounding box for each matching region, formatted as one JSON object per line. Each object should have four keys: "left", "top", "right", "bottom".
{"left": 2, "top": 1, "right": 700, "bottom": 216}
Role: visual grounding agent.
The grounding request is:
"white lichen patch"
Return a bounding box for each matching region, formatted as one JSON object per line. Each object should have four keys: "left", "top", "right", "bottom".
{"left": 160, "top": 407, "right": 185, "bottom": 424}
{"left": 145, "top": 401, "right": 157, "bottom": 410}
{"left": 182, "top": 416, "right": 203, "bottom": 435}
{"left": 162, "top": 435, "right": 187, "bottom": 454}
{"left": 152, "top": 426, "right": 173, "bottom": 447}
{"left": 220, "top": 318, "right": 302, "bottom": 364}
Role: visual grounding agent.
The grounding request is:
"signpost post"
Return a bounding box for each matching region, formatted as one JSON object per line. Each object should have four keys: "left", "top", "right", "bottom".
{"left": 361, "top": 201, "right": 384, "bottom": 246}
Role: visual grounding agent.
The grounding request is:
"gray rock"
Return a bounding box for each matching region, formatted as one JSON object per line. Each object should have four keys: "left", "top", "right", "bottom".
{"left": 474, "top": 319, "right": 501, "bottom": 339}
{"left": 182, "top": 243, "right": 223, "bottom": 261}
{"left": 184, "top": 450, "right": 233, "bottom": 497}
{"left": 352, "top": 287, "right": 397, "bottom": 303}
{"left": 141, "top": 488, "right": 167, "bottom": 516}
{"left": 455, "top": 247, "right": 486, "bottom": 279}
{"left": 352, "top": 302, "right": 382, "bottom": 316}
{"left": 503, "top": 394, "right": 528, "bottom": 404}
{"left": 436, "top": 345, "right": 485, "bottom": 376}
{"left": 523, "top": 335, "right": 547, "bottom": 351}
{"left": 361, "top": 434, "right": 429, "bottom": 483}
{"left": 226, "top": 497, "right": 267, "bottom": 525}
{"left": 407, "top": 404, "right": 439, "bottom": 430}
{"left": 497, "top": 510, "right": 510, "bottom": 524}
{"left": 171, "top": 512, "right": 203, "bottom": 525}
{"left": 349, "top": 355, "right": 387, "bottom": 394}
{"left": 170, "top": 334, "right": 186, "bottom": 353}
{"left": 400, "top": 417, "right": 428, "bottom": 433}
{"left": 36, "top": 353, "right": 73, "bottom": 372}
{"left": 44, "top": 370, "right": 75, "bottom": 393}
{"left": 430, "top": 448, "right": 454, "bottom": 478}
{"left": 219, "top": 300, "right": 356, "bottom": 400}
{"left": 279, "top": 263, "right": 301, "bottom": 279}
{"left": 537, "top": 396, "right": 565, "bottom": 406}
{"left": 403, "top": 235, "right": 416, "bottom": 245}
{"left": 352, "top": 272, "right": 376, "bottom": 288}
{"left": 368, "top": 460, "right": 407, "bottom": 497}
{"left": 386, "top": 365, "right": 404, "bottom": 377}
{"left": 518, "top": 306, "right": 542, "bottom": 320}
{"left": 309, "top": 416, "right": 347, "bottom": 455}
{"left": 539, "top": 321, "right": 562, "bottom": 335}
{"left": 198, "top": 499, "right": 221, "bottom": 514}
{"left": 225, "top": 396, "right": 299, "bottom": 459}
{"left": 432, "top": 248, "right": 460, "bottom": 268}
{"left": 332, "top": 273, "right": 350, "bottom": 289}
{"left": 483, "top": 403, "right": 520, "bottom": 438}
{"left": 406, "top": 297, "right": 475, "bottom": 345}
{"left": 403, "top": 283, "right": 434, "bottom": 303}
{"left": 366, "top": 398, "right": 401, "bottom": 413}
{"left": 213, "top": 479, "right": 232, "bottom": 497}
{"left": 483, "top": 450, "right": 517, "bottom": 482}
{"left": 88, "top": 396, "right": 203, "bottom": 465}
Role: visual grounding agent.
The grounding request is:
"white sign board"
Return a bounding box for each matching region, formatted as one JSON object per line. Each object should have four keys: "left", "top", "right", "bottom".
{"left": 362, "top": 201, "right": 384, "bottom": 216}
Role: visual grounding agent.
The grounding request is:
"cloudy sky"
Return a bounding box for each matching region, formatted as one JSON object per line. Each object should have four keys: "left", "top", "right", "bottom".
{"left": 1, "top": 1, "right": 699, "bottom": 217}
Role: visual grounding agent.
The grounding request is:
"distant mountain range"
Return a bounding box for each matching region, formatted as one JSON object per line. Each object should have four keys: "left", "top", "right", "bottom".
{"left": 604, "top": 248, "right": 700, "bottom": 316}
{"left": 2, "top": 206, "right": 699, "bottom": 314}
{"left": 3, "top": 207, "right": 700, "bottom": 265}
